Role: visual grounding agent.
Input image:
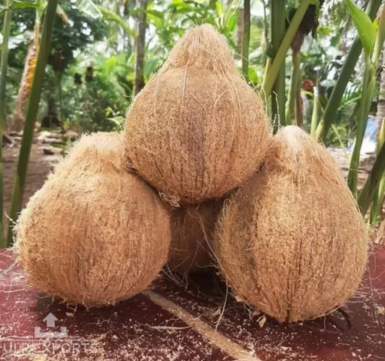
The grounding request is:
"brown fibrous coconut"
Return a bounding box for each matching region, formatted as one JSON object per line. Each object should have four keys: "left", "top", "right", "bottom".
{"left": 125, "top": 24, "right": 270, "bottom": 205}
{"left": 215, "top": 126, "right": 368, "bottom": 323}
{"left": 167, "top": 200, "right": 222, "bottom": 274}
{"left": 15, "top": 132, "right": 171, "bottom": 307}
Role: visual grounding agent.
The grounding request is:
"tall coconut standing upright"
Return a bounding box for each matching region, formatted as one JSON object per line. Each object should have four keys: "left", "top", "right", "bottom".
{"left": 125, "top": 24, "right": 270, "bottom": 205}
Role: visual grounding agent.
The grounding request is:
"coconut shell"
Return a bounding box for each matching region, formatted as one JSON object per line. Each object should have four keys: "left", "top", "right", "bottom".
{"left": 215, "top": 126, "right": 368, "bottom": 322}
{"left": 15, "top": 132, "right": 171, "bottom": 307}
{"left": 168, "top": 200, "right": 222, "bottom": 274}
{"left": 125, "top": 24, "right": 270, "bottom": 204}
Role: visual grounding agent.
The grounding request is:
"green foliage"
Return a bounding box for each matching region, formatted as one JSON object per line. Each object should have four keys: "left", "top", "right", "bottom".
{"left": 48, "top": 2, "right": 107, "bottom": 71}
{"left": 347, "top": 2, "right": 385, "bottom": 196}
{"left": 11, "top": 1, "right": 40, "bottom": 10}
{"left": 60, "top": 53, "right": 129, "bottom": 132}
{"left": 344, "top": 0, "right": 376, "bottom": 57}
{"left": 78, "top": 0, "right": 102, "bottom": 19}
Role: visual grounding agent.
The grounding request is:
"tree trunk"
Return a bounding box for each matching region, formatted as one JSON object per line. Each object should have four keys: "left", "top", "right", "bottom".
{"left": 236, "top": 8, "right": 244, "bottom": 59}
{"left": 133, "top": 0, "right": 148, "bottom": 97}
{"left": 10, "top": 23, "right": 40, "bottom": 132}
{"left": 242, "top": 0, "right": 250, "bottom": 80}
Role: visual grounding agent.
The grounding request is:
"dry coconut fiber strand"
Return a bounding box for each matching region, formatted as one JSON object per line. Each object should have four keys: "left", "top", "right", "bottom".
{"left": 125, "top": 24, "right": 270, "bottom": 205}
{"left": 214, "top": 126, "right": 368, "bottom": 323}
{"left": 15, "top": 132, "right": 171, "bottom": 307}
{"left": 167, "top": 200, "right": 222, "bottom": 274}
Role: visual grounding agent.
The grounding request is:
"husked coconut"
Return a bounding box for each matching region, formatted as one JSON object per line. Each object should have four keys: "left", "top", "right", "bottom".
{"left": 16, "top": 132, "right": 171, "bottom": 307}
{"left": 125, "top": 24, "right": 270, "bottom": 204}
{"left": 168, "top": 200, "right": 222, "bottom": 274}
{"left": 215, "top": 126, "right": 367, "bottom": 322}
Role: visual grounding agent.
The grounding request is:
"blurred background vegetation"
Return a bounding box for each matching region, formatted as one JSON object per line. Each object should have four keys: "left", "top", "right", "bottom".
{"left": 1, "top": 0, "right": 375, "bottom": 143}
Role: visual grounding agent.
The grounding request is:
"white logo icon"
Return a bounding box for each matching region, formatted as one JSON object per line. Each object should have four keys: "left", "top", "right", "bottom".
{"left": 34, "top": 313, "right": 68, "bottom": 338}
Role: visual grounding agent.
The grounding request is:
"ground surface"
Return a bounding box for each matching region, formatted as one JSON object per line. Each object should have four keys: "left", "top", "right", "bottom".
{"left": 0, "top": 247, "right": 384, "bottom": 361}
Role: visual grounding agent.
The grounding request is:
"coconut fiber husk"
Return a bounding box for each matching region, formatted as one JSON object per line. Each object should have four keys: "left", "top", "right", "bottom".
{"left": 125, "top": 24, "right": 270, "bottom": 205}
{"left": 215, "top": 126, "right": 368, "bottom": 323}
{"left": 15, "top": 132, "right": 171, "bottom": 307}
{"left": 167, "top": 200, "right": 222, "bottom": 274}
{"left": 57, "top": 131, "right": 127, "bottom": 174}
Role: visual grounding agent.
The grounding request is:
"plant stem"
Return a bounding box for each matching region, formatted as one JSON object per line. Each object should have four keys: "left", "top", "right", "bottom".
{"left": 358, "top": 140, "right": 385, "bottom": 215}
{"left": 347, "top": 60, "right": 373, "bottom": 196}
{"left": 261, "top": 0, "right": 268, "bottom": 67}
{"left": 378, "top": 120, "right": 385, "bottom": 207}
{"left": 262, "top": 0, "right": 311, "bottom": 99}
{"left": 270, "top": 0, "right": 286, "bottom": 132}
{"left": 310, "top": 72, "right": 320, "bottom": 136}
{"left": 0, "top": 0, "right": 12, "bottom": 248}
{"left": 286, "top": 52, "right": 300, "bottom": 124}
{"left": 369, "top": 118, "right": 385, "bottom": 222}
{"left": 315, "top": 0, "right": 381, "bottom": 141}
{"left": 369, "top": 5, "right": 385, "bottom": 222}
{"left": 348, "top": 4, "right": 385, "bottom": 198}
{"left": 7, "top": 0, "right": 58, "bottom": 247}
{"left": 242, "top": 0, "right": 250, "bottom": 81}
{"left": 295, "top": 57, "right": 303, "bottom": 127}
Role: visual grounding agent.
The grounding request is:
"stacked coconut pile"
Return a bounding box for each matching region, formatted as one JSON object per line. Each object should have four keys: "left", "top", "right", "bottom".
{"left": 15, "top": 24, "right": 367, "bottom": 323}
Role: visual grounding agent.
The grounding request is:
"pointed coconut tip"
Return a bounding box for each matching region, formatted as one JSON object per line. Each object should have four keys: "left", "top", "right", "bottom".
{"left": 274, "top": 126, "right": 329, "bottom": 159}
{"left": 57, "top": 132, "right": 126, "bottom": 175}
{"left": 266, "top": 125, "right": 343, "bottom": 185}
{"left": 164, "top": 23, "right": 237, "bottom": 73}
{"left": 273, "top": 126, "right": 310, "bottom": 157}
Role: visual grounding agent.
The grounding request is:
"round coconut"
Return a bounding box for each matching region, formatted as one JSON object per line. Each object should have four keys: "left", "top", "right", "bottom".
{"left": 125, "top": 24, "right": 270, "bottom": 205}
{"left": 167, "top": 200, "right": 222, "bottom": 274}
{"left": 15, "top": 132, "right": 171, "bottom": 307}
{"left": 214, "top": 126, "right": 368, "bottom": 323}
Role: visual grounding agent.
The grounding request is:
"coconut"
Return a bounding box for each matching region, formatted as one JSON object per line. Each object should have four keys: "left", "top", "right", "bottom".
{"left": 215, "top": 126, "right": 368, "bottom": 322}
{"left": 125, "top": 24, "right": 270, "bottom": 204}
{"left": 15, "top": 132, "right": 171, "bottom": 307}
{"left": 167, "top": 200, "right": 222, "bottom": 274}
